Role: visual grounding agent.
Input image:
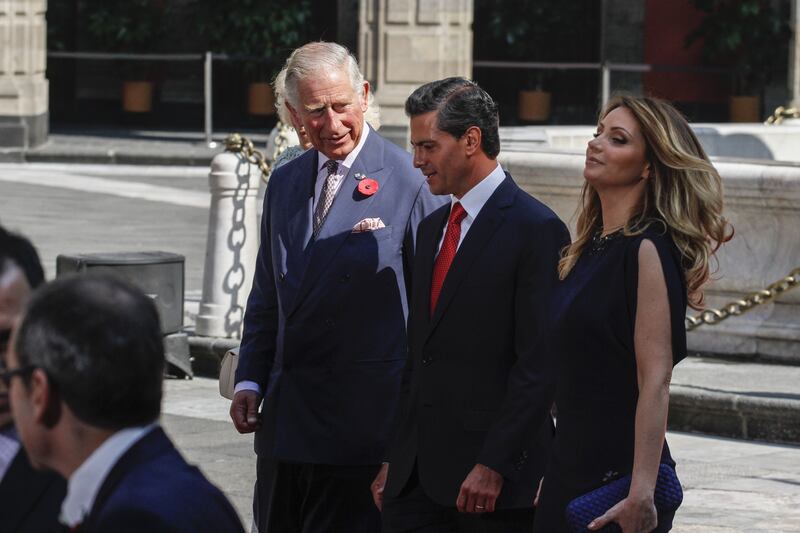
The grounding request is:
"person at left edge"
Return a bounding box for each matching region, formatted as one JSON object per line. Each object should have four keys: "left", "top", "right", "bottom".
{"left": 0, "top": 227, "right": 66, "bottom": 533}
{"left": 229, "top": 41, "right": 445, "bottom": 533}
{"left": 5, "top": 274, "right": 245, "bottom": 533}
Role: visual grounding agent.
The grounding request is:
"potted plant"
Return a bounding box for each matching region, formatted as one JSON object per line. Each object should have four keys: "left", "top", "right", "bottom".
{"left": 685, "top": 0, "right": 790, "bottom": 122}
{"left": 83, "top": 0, "right": 169, "bottom": 113}
{"left": 195, "top": 0, "right": 314, "bottom": 117}
{"left": 477, "top": 0, "right": 584, "bottom": 122}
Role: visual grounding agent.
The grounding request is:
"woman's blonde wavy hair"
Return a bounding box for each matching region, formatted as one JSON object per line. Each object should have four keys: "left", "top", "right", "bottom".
{"left": 558, "top": 95, "right": 733, "bottom": 309}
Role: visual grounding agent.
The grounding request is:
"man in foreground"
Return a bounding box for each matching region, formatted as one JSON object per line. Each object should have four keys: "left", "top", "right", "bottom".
{"left": 5, "top": 274, "right": 244, "bottom": 532}
{"left": 374, "top": 77, "right": 570, "bottom": 532}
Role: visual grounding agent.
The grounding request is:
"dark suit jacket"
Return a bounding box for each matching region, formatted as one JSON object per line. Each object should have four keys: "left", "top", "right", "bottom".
{"left": 0, "top": 446, "right": 66, "bottom": 533}
{"left": 79, "top": 427, "right": 243, "bottom": 533}
{"left": 384, "top": 174, "right": 570, "bottom": 509}
{"left": 236, "top": 127, "right": 445, "bottom": 465}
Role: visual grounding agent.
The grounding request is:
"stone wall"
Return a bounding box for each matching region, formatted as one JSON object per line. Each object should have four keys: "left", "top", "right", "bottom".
{"left": 499, "top": 150, "right": 800, "bottom": 363}
{"left": 0, "top": 0, "right": 48, "bottom": 148}
{"left": 358, "top": 0, "right": 473, "bottom": 147}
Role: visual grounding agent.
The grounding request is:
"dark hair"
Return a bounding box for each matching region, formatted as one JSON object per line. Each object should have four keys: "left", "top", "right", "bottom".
{"left": 14, "top": 274, "right": 164, "bottom": 429}
{"left": 405, "top": 77, "right": 500, "bottom": 158}
{"left": 0, "top": 226, "right": 45, "bottom": 288}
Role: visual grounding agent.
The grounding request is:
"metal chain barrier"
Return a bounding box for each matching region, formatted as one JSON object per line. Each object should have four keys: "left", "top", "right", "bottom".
{"left": 224, "top": 133, "right": 271, "bottom": 183}
{"left": 686, "top": 267, "right": 800, "bottom": 330}
{"left": 765, "top": 106, "right": 800, "bottom": 125}
{"left": 223, "top": 125, "right": 298, "bottom": 184}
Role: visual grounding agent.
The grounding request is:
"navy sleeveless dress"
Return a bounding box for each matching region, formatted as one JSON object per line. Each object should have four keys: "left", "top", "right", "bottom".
{"left": 533, "top": 226, "right": 687, "bottom": 533}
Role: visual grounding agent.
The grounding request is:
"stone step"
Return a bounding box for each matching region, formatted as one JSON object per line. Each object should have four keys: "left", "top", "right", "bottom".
{"left": 669, "top": 357, "right": 800, "bottom": 444}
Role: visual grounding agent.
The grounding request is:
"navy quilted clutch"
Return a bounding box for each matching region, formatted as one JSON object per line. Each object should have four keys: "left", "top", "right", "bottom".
{"left": 565, "top": 463, "right": 683, "bottom": 533}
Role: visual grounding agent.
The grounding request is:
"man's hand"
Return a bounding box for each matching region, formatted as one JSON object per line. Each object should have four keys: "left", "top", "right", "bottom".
{"left": 371, "top": 463, "right": 389, "bottom": 510}
{"left": 230, "top": 390, "right": 261, "bottom": 433}
{"left": 456, "top": 464, "right": 503, "bottom": 513}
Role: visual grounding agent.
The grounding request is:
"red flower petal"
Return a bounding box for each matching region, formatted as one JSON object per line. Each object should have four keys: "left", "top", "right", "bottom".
{"left": 357, "top": 178, "right": 379, "bottom": 196}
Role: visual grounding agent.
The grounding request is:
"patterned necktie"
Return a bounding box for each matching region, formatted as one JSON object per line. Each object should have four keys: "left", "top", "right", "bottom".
{"left": 313, "top": 159, "right": 340, "bottom": 238}
{"left": 430, "top": 202, "right": 467, "bottom": 314}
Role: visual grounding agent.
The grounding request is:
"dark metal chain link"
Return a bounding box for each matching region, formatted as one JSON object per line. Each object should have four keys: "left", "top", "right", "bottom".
{"left": 686, "top": 267, "right": 800, "bottom": 331}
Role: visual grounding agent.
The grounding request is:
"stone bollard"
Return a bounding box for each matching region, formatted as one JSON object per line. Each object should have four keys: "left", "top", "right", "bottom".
{"left": 195, "top": 151, "right": 262, "bottom": 338}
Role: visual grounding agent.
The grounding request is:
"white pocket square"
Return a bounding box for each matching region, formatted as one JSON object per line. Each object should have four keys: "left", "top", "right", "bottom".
{"left": 352, "top": 218, "right": 386, "bottom": 233}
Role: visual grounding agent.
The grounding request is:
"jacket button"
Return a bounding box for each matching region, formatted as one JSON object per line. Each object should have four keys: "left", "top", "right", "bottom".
{"left": 325, "top": 318, "right": 335, "bottom": 327}
{"left": 422, "top": 357, "right": 432, "bottom": 365}
{"left": 279, "top": 272, "right": 286, "bottom": 282}
{"left": 340, "top": 273, "right": 351, "bottom": 283}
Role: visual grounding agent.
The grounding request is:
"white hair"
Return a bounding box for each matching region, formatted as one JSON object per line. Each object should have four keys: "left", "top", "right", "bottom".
{"left": 283, "top": 41, "right": 365, "bottom": 108}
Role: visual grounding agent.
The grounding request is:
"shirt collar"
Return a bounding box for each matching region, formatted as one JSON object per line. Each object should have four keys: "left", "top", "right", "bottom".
{"left": 317, "top": 122, "right": 370, "bottom": 173}
{"left": 0, "top": 425, "right": 20, "bottom": 483}
{"left": 60, "top": 423, "right": 157, "bottom": 527}
{"left": 451, "top": 162, "right": 505, "bottom": 220}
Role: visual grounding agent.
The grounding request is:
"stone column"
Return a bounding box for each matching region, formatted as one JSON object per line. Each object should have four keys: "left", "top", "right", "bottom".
{"left": 790, "top": 0, "right": 800, "bottom": 108}
{"left": 0, "top": 0, "right": 48, "bottom": 149}
{"left": 358, "top": 0, "right": 473, "bottom": 147}
{"left": 195, "top": 152, "right": 262, "bottom": 339}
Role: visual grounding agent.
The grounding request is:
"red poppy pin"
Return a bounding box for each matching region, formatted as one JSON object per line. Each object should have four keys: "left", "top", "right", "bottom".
{"left": 356, "top": 176, "right": 379, "bottom": 196}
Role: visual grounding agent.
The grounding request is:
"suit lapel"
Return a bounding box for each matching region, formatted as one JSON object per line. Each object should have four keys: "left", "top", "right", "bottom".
{"left": 426, "top": 175, "right": 518, "bottom": 339}
{"left": 0, "top": 449, "right": 57, "bottom": 531}
{"left": 285, "top": 150, "right": 317, "bottom": 256}
{"left": 82, "top": 428, "right": 171, "bottom": 531}
{"left": 288, "top": 128, "right": 391, "bottom": 317}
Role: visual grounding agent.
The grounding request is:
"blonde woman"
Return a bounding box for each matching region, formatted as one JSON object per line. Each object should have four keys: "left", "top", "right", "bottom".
{"left": 533, "top": 96, "right": 732, "bottom": 533}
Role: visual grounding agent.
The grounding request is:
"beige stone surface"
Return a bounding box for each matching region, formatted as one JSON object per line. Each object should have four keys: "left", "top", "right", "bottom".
{"left": 358, "top": 0, "right": 473, "bottom": 132}
{"left": 0, "top": 0, "right": 48, "bottom": 116}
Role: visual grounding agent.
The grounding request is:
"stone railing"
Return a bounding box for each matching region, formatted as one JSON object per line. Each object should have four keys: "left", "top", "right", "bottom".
{"left": 500, "top": 150, "right": 800, "bottom": 364}
{"left": 500, "top": 124, "right": 800, "bottom": 163}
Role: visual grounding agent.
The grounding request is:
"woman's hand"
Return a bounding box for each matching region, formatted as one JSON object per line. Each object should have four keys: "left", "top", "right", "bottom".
{"left": 587, "top": 494, "right": 657, "bottom": 533}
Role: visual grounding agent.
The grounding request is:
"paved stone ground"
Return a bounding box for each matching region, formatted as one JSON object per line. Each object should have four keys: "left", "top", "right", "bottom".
{"left": 0, "top": 162, "right": 211, "bottom": 294}
{"left": 163, "top": 377, "right": 800, "bottom": 532}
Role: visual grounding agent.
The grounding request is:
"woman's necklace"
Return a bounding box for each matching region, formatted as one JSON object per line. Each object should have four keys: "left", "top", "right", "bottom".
{"left": 590, "top": 226, "right": 625, "bottom": 254}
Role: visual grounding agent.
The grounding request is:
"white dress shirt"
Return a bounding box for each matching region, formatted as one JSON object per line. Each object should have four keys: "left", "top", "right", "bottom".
{"left": 0, "top": 425, "right": 20, "bottom": 483}
{"left": 235, "top": 124, "right": 371, "bottom": 398}
{"left": 60, "top": 424, "right": 157, "bottom": 528}
{"left": 437, "top": 162, "right": 506, "bottom": 255}
{"left": 313, "top": 124, "right": 370, "bottom": 212}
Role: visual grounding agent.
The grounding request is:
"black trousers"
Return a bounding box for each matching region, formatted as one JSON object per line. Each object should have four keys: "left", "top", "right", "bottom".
{"left": 253, "top": 458, "right": 382, "bottom": 533}
{"left": 381, "top": 466, "right": 535, "bottom": 533}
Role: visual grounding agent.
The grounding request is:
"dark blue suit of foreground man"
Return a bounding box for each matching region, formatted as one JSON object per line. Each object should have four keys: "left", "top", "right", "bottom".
{"left": 230, "top": 41, "right": 444, "bottom": 533}
{"left": 4, "top": 274, "right": 244, "bottom": 533}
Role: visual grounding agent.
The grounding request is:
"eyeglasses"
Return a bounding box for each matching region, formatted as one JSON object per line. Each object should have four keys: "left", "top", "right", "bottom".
{"left": 0, "top": 365, "right": 35, "bottom": 388}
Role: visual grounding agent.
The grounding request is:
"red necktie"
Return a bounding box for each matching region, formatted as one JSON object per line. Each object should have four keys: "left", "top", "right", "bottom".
{"left": 430, "top": 202, "right": 467, "bottom": 314}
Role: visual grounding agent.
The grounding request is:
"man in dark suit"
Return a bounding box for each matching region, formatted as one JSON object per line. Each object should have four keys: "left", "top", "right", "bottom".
{"left": 229, "top": 41, "right": 444, "bottom": 532}
{"left": 373, "top": 77, "right": 570, "bottom": 532}
{"left": 4, "top": 274, "right": 244, "bottom": 532}
{"left": 0, "top": 227, "right": 66, "bottom": 533}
